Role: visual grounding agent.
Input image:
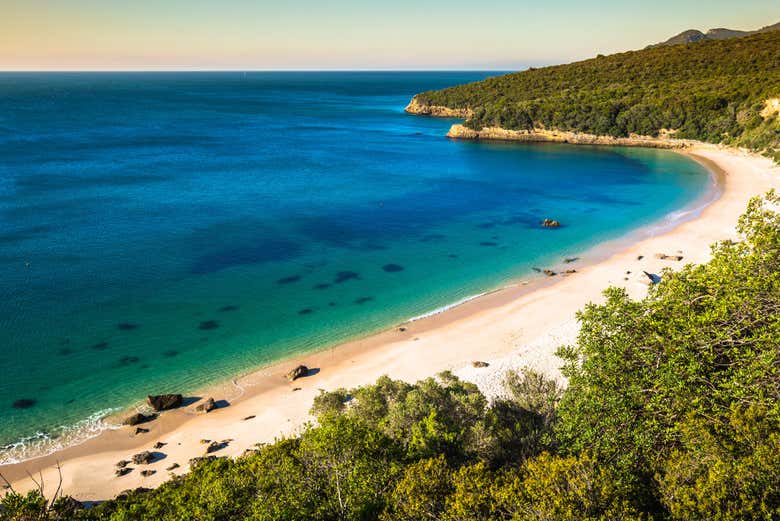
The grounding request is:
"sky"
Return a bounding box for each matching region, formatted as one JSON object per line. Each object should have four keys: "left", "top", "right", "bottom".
{"left": 1, "top": 0, "right": 778, "bottom": 70}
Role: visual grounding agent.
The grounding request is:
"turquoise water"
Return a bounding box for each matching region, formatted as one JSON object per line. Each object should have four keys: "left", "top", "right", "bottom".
{"left": 0, "top": 72, "right": 710, "bottom": 460}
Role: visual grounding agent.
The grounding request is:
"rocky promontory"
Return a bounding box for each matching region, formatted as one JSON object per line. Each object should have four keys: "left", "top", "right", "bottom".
{"left": 404, "top": 96, "right": 472, "bottom": 118}
{"left": 445, "top": 124, "right": 693, "bottom": 150}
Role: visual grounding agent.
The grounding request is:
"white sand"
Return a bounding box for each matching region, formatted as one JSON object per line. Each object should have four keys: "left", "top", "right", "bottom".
{"left": 1, "top": 145, "right": 778, "bottom": 501}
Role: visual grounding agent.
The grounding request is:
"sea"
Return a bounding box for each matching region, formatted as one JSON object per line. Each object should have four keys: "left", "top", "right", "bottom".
{"left": 0, "top": 72, "right": 711, "bottom": 461}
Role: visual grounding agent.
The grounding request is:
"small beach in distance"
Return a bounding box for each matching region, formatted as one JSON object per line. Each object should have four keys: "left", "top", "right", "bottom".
{"left": 2, "top": 143, "right": 778, "bottom": 500}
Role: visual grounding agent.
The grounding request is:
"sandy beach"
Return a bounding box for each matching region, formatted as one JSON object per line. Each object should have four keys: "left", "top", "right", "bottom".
{"left": 2, "top": 144, "right": 778, "bottom": 502}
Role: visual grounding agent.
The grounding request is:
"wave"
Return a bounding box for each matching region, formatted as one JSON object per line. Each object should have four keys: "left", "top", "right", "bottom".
{"left": 0, "top": 407, "right": 121, "bottom": 465}
{"left": 405, "top": 290, "right": 493, "bottom": 323}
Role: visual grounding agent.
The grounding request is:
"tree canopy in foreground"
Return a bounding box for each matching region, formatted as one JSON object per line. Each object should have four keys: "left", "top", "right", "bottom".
{"left": 2, "top": 192, "right": 780, "bottom": 519}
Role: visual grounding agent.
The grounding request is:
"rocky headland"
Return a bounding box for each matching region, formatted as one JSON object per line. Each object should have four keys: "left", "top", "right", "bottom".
{"left": 445, "top": 124, "right": 694, "bottom": 149}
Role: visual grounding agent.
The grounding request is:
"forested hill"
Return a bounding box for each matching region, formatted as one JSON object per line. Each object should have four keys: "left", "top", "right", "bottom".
{"left": 410, "top": 29, "right": 780, "bottom": 161}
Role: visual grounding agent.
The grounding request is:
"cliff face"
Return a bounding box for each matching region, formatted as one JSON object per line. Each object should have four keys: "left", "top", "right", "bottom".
{"left": 404, "top": 96, "right": 472, "bottom": 118}
{"left": 446, "top": 124, "right": 693, "bottom": 149}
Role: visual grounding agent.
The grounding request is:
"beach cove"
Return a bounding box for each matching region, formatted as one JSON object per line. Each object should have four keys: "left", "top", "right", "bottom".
{"left": 0, "top": 72, "right": 711, "bottom": 460}
{"left": 2, "top": 143, "right": 777, "bottom": 500}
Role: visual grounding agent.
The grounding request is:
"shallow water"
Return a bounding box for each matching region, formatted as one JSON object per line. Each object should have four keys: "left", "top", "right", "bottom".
{"left": 0, "top": 72, "right": 710, "bottom": 460}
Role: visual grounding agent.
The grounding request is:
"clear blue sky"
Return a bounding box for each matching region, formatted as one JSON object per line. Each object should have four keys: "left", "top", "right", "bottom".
{"left": 2, "top": 0, "right": 778, "bottom": 70}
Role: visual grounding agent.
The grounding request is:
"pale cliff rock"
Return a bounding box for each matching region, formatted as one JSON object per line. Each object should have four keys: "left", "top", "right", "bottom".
{"left": 446, "top": 124, "right": 694, "bottom": 149}
{"left": 761, "top": 98, "right": 780, "bottom": 119}
{"left": 404, "top": 96, "right": 472, "bottom": 118}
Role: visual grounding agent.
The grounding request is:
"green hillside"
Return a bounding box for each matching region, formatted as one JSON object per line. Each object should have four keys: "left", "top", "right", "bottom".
{"left": 413, "top": 30, "right": 780, "bottom": 161}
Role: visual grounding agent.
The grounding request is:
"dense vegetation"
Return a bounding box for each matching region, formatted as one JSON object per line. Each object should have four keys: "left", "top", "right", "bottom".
{"left": 414, "top": 30, "right": 780, "bottom": 161}
{"left": 3, "top": 191, "right": 780, "bottom": 519}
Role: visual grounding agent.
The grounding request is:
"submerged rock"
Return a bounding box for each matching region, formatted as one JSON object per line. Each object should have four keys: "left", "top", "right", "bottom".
{"left": 334, "top": 271, "right": 360, "bottom": 283}
{"left": 117, "top": 323, "right": 139, "bottom": 331}
{"left": 147, "top": 394, "right": 183, "bottom": 411}
{"left": 198, "top": 320, "right": 219, "bottom": 330}
{"left": 277, "top": 275, "right": 301, "bottom": 285}
{"left": 541, "top": 218, "right": 561, "bottom": 228}
{"left": 286, "top": 365, "right": 309, "bottom": 381}
{"left": 12, "top": 398, "right": 36, "bottom": 409}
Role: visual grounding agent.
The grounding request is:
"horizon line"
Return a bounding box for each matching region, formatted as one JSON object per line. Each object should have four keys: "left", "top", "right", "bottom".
{"left": 0, "top": 68, "right": 516, "bottom": 73}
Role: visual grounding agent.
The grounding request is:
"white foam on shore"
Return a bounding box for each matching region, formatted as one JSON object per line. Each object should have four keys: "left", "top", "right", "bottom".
{"left": 0, "top": 407, "right": 121, "bottom": 465}
{"left": 405, "top": 290, "right": 500, "bottom": 323}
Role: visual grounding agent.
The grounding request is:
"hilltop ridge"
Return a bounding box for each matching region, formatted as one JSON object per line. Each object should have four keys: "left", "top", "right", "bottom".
{"left": 649, "top": 20, "right": 780, "bottom": 47}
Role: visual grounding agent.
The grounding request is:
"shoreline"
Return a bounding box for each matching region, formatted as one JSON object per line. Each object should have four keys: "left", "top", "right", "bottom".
{"left": 0, "top": 146, "right": 718, "bottom": 466}
{"left": 445, "top": 123, "right": 695, "bottom": 149}
{"left": 2, "top": 144, "right": 777, "bottom": 502}
{"left": 0, "top": 142, "right": 719, "bottom": 467}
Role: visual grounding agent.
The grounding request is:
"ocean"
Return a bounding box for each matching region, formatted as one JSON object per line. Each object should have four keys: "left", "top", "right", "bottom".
{"left": 0, "top": 72, "right": 710, "bottom": 461}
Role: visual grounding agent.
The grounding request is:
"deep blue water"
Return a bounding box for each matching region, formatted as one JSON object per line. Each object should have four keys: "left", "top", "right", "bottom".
{"left": 0, "top": 72, "right": 710, "bottom": 460}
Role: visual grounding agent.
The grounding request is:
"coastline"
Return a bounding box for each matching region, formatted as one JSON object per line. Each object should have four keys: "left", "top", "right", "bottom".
{"left": 445, "top": 123, "right": 695, "bottom": 149}
{"left": 2, "top": 144, "right": 777, "bottom": 502}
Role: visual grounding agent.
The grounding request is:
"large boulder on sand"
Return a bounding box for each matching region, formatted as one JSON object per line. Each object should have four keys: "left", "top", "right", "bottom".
{"left": 123, "top": 412, "right": 156, "bottom": 426}
{"left": 286, "top": 365, "right": 308, "bottom": 382}
{"left": 195, "top": 397, "right": 217, "bottom": 413}
{"left": 132, "top": 451, "right": 155, "bottom": 465}
{"left": 146, "top": 394, "right": 182, "bottom": 411}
